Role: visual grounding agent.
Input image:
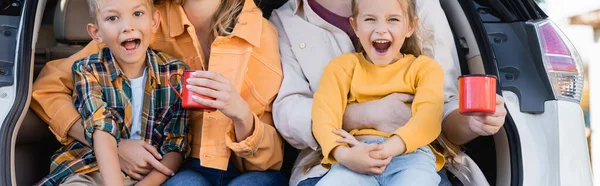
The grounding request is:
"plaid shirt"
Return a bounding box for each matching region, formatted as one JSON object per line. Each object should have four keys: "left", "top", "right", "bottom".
{"left": 37, "top": 48, "right": 189, "bottom": 186}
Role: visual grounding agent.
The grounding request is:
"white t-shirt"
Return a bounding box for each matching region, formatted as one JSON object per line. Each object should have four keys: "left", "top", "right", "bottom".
{"left": 129, "top": 70, "right": 147, "bottom": 140}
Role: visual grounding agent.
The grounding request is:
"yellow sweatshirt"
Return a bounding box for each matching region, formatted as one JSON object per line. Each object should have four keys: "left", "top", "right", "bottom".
{"left": 312, "top": 53, "right": 445, "bottom": 170}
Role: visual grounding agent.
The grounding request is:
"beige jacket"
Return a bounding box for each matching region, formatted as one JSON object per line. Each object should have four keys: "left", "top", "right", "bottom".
{"left": 270, "top": 0, "right": 461, "bottom": 185}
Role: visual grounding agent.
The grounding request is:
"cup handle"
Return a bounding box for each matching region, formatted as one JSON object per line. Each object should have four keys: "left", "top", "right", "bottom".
{"left": 168, "top": 73, "right": 184, "bottom": 99}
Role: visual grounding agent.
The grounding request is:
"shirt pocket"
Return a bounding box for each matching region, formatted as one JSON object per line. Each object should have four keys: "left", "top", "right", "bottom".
{"left": 242, "top": 59, "right": 282, "bottom": 114}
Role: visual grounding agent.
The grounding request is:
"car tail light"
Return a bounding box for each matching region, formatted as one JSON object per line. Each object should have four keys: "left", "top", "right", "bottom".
{"left": 533, "top": 20, "right": 584, "bottom": 102}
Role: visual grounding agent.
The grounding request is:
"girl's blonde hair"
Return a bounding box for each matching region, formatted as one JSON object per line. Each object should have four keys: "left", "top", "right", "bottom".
{"left": 155, "top": 0, "right": 246, "bottom": 38}
{"left": 351, "top": 0, "right": 422, "bottom": 57}
{"left": 302, "top": 0, "right": 461, "bottom": 173}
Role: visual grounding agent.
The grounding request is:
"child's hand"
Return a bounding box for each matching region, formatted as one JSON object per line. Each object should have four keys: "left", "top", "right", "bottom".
{"left": 369, "top": 135, "right": 406, "bottom": 160}
{"left": 332, "top": 129, "right": 392, "bottom": 175}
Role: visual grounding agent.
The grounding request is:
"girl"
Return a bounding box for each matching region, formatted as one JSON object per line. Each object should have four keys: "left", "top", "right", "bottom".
{"left": 31, "top": 0, "right": 285, "bottom": 185}
{"left": 312, "top": 0, "right": 445, "bottom": 185}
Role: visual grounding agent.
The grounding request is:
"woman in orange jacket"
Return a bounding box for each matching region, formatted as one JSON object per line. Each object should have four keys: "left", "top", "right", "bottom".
{"left": 31, "top": 0, "right": 285, "bottom": 185}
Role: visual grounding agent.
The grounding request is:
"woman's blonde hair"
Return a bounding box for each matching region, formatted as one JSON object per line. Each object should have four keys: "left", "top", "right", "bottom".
{"left": 156, "top": 0, "right": 245, "bottom": 38}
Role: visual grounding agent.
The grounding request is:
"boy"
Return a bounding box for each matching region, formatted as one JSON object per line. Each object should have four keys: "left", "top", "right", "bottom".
{"left": 36, "top": 0, "right": 189, "bottom": 185}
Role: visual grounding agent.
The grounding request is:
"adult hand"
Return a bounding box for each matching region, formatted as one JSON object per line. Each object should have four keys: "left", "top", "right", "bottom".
{"left": 186, "top": 71, "right": 251, "bottom": 122}
{"left": 332, "top": 129, "right": 392, "bottom": 175}
{"left": 117, "top": 139, "right": 174, "bottom": 180}
{"left": 466, "top": 94, "right": 507, "bottom": 136}
{"left": 370, "top": 93, "right": 414, "bottom": 133}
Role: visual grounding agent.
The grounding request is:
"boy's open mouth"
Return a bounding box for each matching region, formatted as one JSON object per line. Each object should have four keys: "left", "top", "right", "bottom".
{"left": 372, "top": 39, "right": 391, "bottom": 55}
{"left": 121, "top": 38, "right": 141, "bottom": 52}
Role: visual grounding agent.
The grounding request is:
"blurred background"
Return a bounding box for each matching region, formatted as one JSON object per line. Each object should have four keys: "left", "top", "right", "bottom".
{"left": 536, "top": 0, "right": 597, "bottom": 180}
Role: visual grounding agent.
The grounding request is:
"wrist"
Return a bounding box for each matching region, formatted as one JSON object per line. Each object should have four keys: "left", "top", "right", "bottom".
{"left": 232, "top": 103, "right": 252, "bottom": 124}
{"left": 332, "top": 145, "right": 349, "bottom": 162}
{"left": 386, "top": 135, "right": 406, "bottom": 156}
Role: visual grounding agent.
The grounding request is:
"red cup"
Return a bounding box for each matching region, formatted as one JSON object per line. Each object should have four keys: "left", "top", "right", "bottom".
{"left": 168, "top": 70, "right": 216, "bottom": 111}
{"left": 458, "top": 75, "right": 497, "bottom": 114}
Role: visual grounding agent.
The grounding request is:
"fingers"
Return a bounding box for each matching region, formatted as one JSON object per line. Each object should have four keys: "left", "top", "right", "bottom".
{"left": 493, "top": 105, "right": 508, "bottom": 118}
{"left": 371, "top": 156, "right": 392, "bottom": 167}
{"left": 473, "top": 114, "right": 505, "bottom": 127}
{"left": 336, "top": 138, "right": 361, "bottom": 147}
{"left": 147, "top": 157, "right": 175, "bottom": 176}
{"left": 191, "top": 71, "right": 229, "bottom": 84}
{"left": 333, "top": 129, "right": 360, "bottom": 146}
{"left": 364, "top": 143, "right": 383, "bottom": 151}
{"left": 192, "top": 95, "right": 226, "bottom": 109}
{"left": 367, "top": 166, "right": 386, "bottom": 175}
{"left": 496, "top": 94, "right": 505, "bottom": 105}
{"left": 127, "top": 171, "right": 144, "bottom": 180}
{"left": 133, "top": 166, "right": 152, "bottom": 175}
{"left": 186, "top": 85, "right": 225, "bottom": 100}
{"left": 186, "top": 78, "right": 230, "bottom": 92}
{"left": 365, "top": 156, "right": 392, "bottom": 174}
{"left": 368, "top": 147, "right": 392, "bottom": 160}
{"left": 470, "top": 117, "right": 502, "bottom": 135}
{"left": 142, "top": 143, "right": 163, "bottom": 160}
{"left": 332, "top": 129, "right": 356, "bottom": 140}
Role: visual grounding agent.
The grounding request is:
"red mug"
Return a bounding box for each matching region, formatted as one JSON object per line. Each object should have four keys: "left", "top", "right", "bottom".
{"left": 168, "top": 70, "right": 216, "bottom": 111}
{"left": 458, "top": 75, "right": 497, "bottom": 114}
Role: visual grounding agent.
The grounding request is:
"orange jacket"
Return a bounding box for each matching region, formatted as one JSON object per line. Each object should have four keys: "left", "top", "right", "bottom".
{"left": 30, "top": 0, "right": 283, "bottom": 171}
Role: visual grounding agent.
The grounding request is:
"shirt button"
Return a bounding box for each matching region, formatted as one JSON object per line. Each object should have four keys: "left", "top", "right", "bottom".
{"left": 300, "top": 42, "right": 306, "bottom": 49}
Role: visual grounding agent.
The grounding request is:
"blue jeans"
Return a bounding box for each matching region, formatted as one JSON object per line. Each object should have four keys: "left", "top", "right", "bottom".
{"left": 162, "top": 158, "right": 287, "bottom": 186}
{"left": 298, "top": 171, "right": 452, "bottom": 186}
{"left": 313, "top": 138, "right": 444, "bottom": 186}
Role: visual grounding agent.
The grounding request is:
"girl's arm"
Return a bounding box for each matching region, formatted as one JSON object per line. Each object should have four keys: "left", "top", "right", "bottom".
{"left": 311, "top": 55, "right": 355, "bottom": 168}
{"left": 387, "top": 59, "right": 445, "bottom": 156}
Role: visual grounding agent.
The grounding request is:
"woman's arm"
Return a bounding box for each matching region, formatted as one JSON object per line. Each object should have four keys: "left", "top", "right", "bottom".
{"left": 342, "top": 93, "right": 415, "bottom": 133}
{"left": 269, "top": 13, "right": 321, "bottom": 151}
{"left": 442, "top": 95, "right": 507, "bottom": 145}
{"left": 30, "top": 41, "right": 102, "bottom": 145}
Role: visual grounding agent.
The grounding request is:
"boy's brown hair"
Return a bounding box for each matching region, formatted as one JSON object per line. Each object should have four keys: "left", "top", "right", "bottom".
{"left": 87, "top": 0, "right": 155, "bottom": 23}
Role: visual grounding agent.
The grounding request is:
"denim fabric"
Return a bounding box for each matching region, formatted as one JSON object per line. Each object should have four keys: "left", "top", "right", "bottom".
{"left": 315, "top": 138, "right": 440, "bottom": 186}
{"left": 162, "top": 158, "right": 287, "bottom": 186}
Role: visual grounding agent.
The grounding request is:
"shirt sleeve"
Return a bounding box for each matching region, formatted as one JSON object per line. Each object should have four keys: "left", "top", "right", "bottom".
{"left": 270, "top": 13, "right": 320, "bottom": 151}
{"left": 417, "top": 0, "right": 461, "bottom": 120}
{"left": 72, "top": 60, "right": 121, "bottom": 148}
{"left": 392, "top": 59, "right": 445, "bottom": 154}
{"left": 311, "top": 57, "right": 354, "bottom": 168}
{"left": 30, "top": 41, "right": 103, "bottom": 144}
{"left": 160, "top": 64, "right": 190, "bottom": 155}
{"left": 224, "top": 104, "right": 285, "bottom": 171}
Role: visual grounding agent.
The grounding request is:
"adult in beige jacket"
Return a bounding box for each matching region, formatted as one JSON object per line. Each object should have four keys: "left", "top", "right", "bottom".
{"left": 270, "top": 0, "right": 508, "bottom": 185}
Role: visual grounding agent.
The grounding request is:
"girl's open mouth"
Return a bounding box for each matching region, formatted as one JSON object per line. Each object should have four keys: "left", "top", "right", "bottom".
{"left": 121, "top": 38, "right": 141, "bottom": 52}
{"left": 372, "top": 39, "right": 391, "bottom": 55}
